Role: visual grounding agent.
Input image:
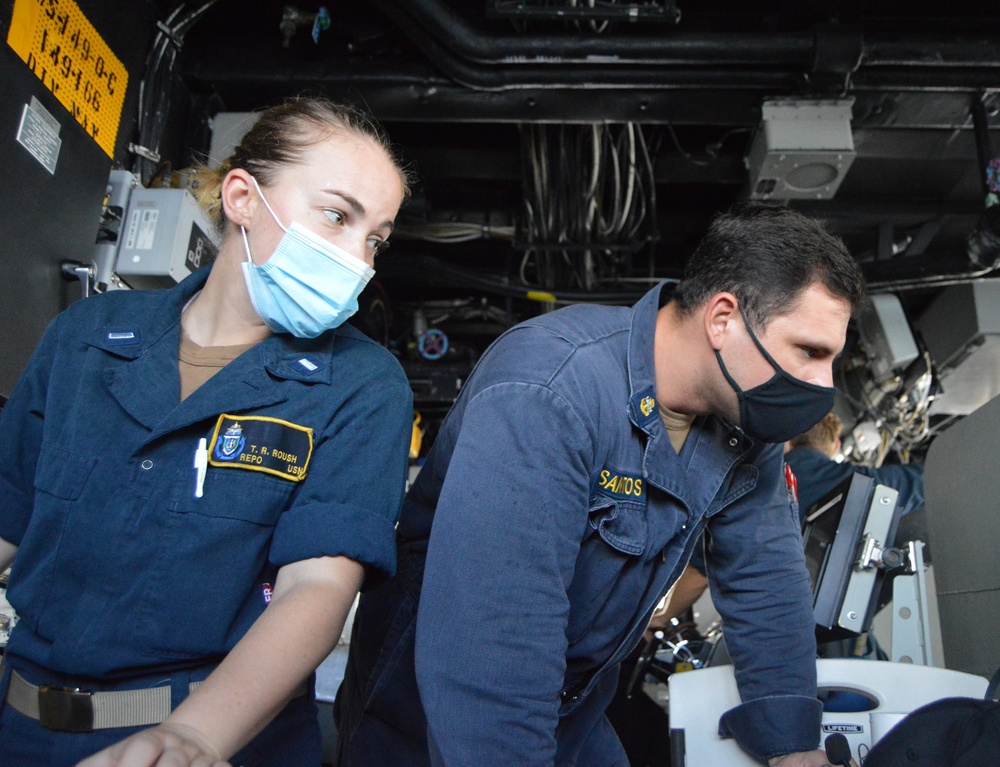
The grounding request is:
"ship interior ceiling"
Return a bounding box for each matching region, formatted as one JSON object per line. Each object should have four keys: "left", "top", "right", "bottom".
{"left": 4, "top": 0, "right": 1000, "bottom": 456}
{"left": 173, "top": 0, "right": 1000, "bottom": 459}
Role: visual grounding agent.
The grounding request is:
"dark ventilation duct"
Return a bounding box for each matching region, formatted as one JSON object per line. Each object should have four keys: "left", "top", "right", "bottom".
{"left": 966, "top": 93, "right": 1000, "bottom": 271}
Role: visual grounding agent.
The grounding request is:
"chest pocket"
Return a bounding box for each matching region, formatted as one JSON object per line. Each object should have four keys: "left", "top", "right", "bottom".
{"left": 588, "top": 498, "right": 648, "bottom": 556}
{"left": 170, "top": 468, "right": 293, "bottom": 527}
{"left": 34, "top": 443, "right": 98, "bottom": 500}
{"left": 705, "top": 463, "right": 759, "bottom": 517}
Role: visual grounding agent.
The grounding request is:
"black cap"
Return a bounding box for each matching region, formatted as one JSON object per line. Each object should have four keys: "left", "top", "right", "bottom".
{"left": 864, "top": 697, "right": 1000, "bottom": 767}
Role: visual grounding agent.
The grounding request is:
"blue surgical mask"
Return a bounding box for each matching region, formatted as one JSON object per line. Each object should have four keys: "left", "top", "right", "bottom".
{"left": 240, "top": 178, "right": 374, "bottom": 338}
{"left": 715, "top": 308, "right": 835, "bottom": 443}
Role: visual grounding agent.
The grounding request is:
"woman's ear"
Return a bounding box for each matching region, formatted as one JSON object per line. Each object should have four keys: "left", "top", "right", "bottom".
{"left": 703, "top": 292, "right": 739, "bottom": 352}
{"left": 220, "top": 168, "right": 256, "bottom": 229}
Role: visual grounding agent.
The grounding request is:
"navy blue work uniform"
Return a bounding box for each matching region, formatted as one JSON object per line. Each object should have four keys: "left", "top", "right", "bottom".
{"left": 336, "top": 282, "right": 822, "bottom": 766}
{"left": 0, "top": 268, "right": 412, "bottom": 766}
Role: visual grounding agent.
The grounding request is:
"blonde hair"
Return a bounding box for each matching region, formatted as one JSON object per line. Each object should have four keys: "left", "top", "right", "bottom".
{"left": 789, "top": 411, "right": 843, "bottom": 455}
{"left": 190, "top": 96, "right": 412, "bottom": 232}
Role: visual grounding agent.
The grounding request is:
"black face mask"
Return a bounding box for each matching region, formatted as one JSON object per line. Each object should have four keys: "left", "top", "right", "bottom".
{"left": 715, "top": 309, "right": 836, "bottom": 443}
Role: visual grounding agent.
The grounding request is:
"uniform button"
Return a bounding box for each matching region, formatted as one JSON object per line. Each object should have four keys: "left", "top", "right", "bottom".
{"left": 681, "top": 524, "right": 687, "bottom": 530}
{"left": 729, "top": 437, "right": 739, "bottom": 447}
{"left": 141, "top": 459, "right": 153, "bottom": 470}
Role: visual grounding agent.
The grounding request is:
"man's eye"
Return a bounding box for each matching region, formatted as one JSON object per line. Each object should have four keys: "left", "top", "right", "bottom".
{"left": 370, "top": 238, "right": 389, "bottom": 255}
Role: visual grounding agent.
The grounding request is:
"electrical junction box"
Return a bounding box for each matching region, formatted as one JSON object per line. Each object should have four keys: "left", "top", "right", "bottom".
{"left": 747, "top": 98, "right": 856, "bottom": 201}
{"left": 855, "top": 294, "right": 919, "bottom": 385}
{"left": 92, "top": 169, "right": 141, "bottom": 290}
{"left": 115, "top": 187, "right": 220, "bottom": 290}
{"left": 915, "top": 281, "right": 1000, "bottom": 417}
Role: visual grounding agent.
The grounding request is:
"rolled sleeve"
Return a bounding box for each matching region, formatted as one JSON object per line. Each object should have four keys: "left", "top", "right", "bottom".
{"left": 269, "top": 363, "right": 412, "bottom": 576}
{"left": 0, "top": 317, "right": 60, "bottom": 545}
{"left": 719, "top": 694, "right": 823, "bottom": 762}
{"left": 271, "top": 500, "right": 399, "bottom": 573}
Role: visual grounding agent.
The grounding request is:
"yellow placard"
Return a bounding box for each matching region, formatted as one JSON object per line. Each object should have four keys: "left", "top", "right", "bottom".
{"left": 7, "top": 0, "right": 128, "bottom": 158}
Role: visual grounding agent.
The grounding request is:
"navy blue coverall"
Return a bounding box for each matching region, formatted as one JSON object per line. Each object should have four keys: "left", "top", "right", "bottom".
{"left": 337, "top": 282, "right": 822, "bottom": 766}
{"left": 0, "top": 268, "right": 412, "bottom": 766}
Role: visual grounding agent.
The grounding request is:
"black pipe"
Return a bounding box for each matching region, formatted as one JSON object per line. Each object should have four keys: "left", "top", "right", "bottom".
{"left": 864, "top": 249, "right": 1000, "bottom": 292}
{"left": 971, "top": 93, "right": 995, "bottom": 202}
{"left": 863, "top": 37, "right": 1000, "bottom": 69}
{"left": 184, "top": 4, "right": 1000, "bottom": 97}
{"left": 378, "top": 254, "right": 651, "bottom": 304}
{"left": 963, "top": 92, "right": 1000, "bottom": 270}
{"left": 375, "top": 0, "right": 1000, "bottom": 70}
{"left": 185, "top": 52, "right": 805, "bottom": 96}
{"left": 372, "top": 0, "right": 816, "bottom": 66}
{"left": 358, "top": 5, "right": 803, "bottom": 92}
{"left": 186, "top": 46, "right": 1000, "bottom": 98}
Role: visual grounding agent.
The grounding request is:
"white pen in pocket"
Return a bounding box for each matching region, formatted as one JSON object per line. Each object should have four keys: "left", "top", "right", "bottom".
{"left": 194, "top": 437, "right": 208, "bottom": 498}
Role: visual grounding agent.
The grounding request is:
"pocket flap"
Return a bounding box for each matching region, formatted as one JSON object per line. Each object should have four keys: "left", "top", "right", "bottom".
{"left": 588, "top": 499, "right": 648, "bottom": 556}
{"left": 34, "top": 443, "right": 98, "bottom": 500}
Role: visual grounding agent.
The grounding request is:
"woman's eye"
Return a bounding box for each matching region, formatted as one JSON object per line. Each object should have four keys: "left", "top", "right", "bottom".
{"left": 323, "top": 209, "right": 345, "bottom": 225}
{"left": 369, "top": 237, "right": 389, "bottom": 255}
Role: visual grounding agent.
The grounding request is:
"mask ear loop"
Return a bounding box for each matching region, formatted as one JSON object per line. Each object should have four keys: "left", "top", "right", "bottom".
{"left": 739, "top": 305, "right": 834, "bottom": 394}
{"left": 250, "top": 177, "right": 288, "bottom": 233}
{"left": 738, "top": 306, "right": 784, "bottom": 374}
{"left": 240, "top": 225, "right": 255, "bottom": 266}
{"left": 713, "top": 347, "right": 750, "bottom": 438}
{"left": 715, "top": 302, "right": 768, "bottom": 395}
{"left": 240, "top": 177, "right": 288, "bottom": 267}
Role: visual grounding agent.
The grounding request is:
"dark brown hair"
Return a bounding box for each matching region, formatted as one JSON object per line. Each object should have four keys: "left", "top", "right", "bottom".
{"left": 672, "top": 202, "right": 866, "bottom": 330}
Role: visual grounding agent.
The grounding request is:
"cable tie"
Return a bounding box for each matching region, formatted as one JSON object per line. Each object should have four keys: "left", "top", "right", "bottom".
{"left": 156, "top": 20, "right": 183, "bottom": 49}
{"left": 129, "top": 143, "right": 161, "bottom": 163}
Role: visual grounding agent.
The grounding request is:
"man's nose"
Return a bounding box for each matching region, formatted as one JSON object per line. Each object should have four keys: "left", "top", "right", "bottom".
{"left": 805, "top": 365, "right": 834, "bottom": 388}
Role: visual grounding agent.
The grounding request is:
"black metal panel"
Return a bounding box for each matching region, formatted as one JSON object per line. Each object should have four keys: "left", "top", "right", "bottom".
{"left": 925, "top": 392, "right": 1000, "bottom": 678}
{"left": 0, "top": 0, "right": 157, "bottom": 397}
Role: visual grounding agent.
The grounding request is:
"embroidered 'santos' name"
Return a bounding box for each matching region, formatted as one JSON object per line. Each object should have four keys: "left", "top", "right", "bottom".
{"left": 598, "top": 470, "right": 643, "bottom": 498}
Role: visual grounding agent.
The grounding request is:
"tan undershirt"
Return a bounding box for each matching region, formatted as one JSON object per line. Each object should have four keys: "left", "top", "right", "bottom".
{"left": 178, "top": 327, "right": 256, "bottom": 401}
{"left": 659, "top": 402, "right": 696, "bottom": 454}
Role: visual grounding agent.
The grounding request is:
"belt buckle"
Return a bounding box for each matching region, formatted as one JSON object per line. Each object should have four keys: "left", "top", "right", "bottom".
{"left": 38, "top": 685, "right": 94, "bottom": 733}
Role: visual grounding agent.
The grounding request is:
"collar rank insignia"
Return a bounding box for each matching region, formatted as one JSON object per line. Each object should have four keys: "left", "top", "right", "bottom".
{"left": 639, "top": 395, "right": 656, "bottom": 418}
{"left": 104, "top": 327, "right": 140, "bottom": 346}
{"left": 630, "top": 386, "right": 659, "bottom": 427}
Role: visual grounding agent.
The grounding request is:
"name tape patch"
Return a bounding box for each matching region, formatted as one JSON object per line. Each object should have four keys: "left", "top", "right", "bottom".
{"left": 209, "top": 414, "right": 314, "bottom": 482}
{"left": 594, "top": 467, "right": 646, "bottom": 501}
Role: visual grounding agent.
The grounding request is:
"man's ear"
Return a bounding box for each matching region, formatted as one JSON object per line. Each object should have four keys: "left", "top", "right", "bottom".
{"left": 703, "top": 292, "right": 739, "bottom": 352}
{"left": 220, "top": 168, "right": 257, "bottom": 229}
